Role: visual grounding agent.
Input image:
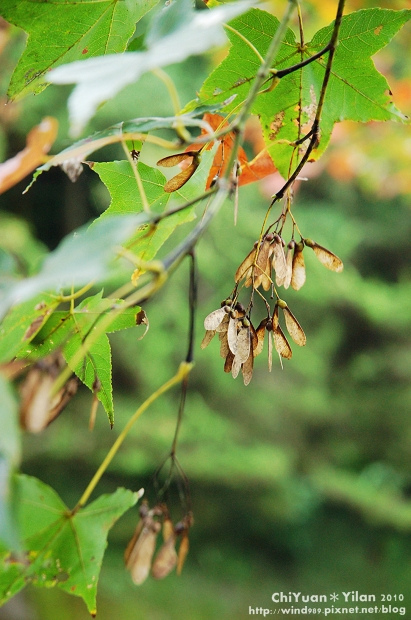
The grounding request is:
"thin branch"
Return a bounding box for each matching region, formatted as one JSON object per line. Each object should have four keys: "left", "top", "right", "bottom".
{"left": 272, "top": 0, "right": 346, "bottom": 203}
{"left": 75, "top": 361, "right": 193, "bottom": 509}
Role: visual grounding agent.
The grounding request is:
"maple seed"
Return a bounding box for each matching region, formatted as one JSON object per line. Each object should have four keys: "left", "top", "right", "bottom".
{"left": 125, "top": 510, "right": 161, "bottom": 585}
{"left": 283, "top": 241, "right": 294, "bottom": 289}
{"left": 304, "top": 238, "right": 343, "bottom": 272}
{"left": 291, "top": 242, "right": 306, "bottom": 291}
{"left": 272, "top": 234, "right": 287, "bottom": 287}
{"left": 19, "top": 351, "right": 78, "bottom": 433}
{"left": 157, "top": 151, "right": 199, "bottom": 193}
{"left": 204, "top": 306, "right": 229, "bottom": 331}
{"left": 282, "top": 306, "right": 306, "bottom": 347}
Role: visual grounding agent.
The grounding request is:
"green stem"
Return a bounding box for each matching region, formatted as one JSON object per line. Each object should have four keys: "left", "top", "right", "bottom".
{"left": 75, "top": 361, "right": 193, "bottom": 509}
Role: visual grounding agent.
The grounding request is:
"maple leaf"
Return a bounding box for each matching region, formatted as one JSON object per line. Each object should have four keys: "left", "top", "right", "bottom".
{"left": 184, "top": 113, "right": 277, "bottom": 188}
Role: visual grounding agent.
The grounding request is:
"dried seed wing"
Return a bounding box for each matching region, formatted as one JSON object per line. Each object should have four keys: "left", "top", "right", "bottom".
{"left": 259, "top": 254, "right": 273, "bottom": 291}
{"left": 177, "top": 533, "right": 189, "bottom": 576}
{"left": 282, "top": 307, "right": 306, "bottom": 346}
{"left": 242, "top": 348, "right": 254, "bottom": 385}
{"left": 204, "top": 307, "right": 227, "bottom": 331}
{"left": 125, "top": 519, "right": 160, "bottom": 585}
{"left": 235, "top": 248, "right": 256, "bottom": 283}
{"left": 250, "top": 322, "right": 259, "bottom": 356}
{"left": 267, "top": 329, "right": 273, "bottom": 372}
{"left": 235, "top": 326, "right": 251, "bottom": 364}
{"left": 231, "top": 356, "right": 242, "bottom": 379}
{"left": 216, "top": 313, "right": 229, "bottom": 333}
{"left": 124, "top": 519, "right": 145, "bottom": 564}
{"left": 291, "top": 244, "right": 306, "bottom": 290}
{"left": 272, "top": 305, "right": 279, "bottom": 330}
{"left": 157, "top": 151, "right": 196, "bottom": 167}
{"left": 162, "top": 517, "right": 174, "bottom": 542}
{"left": 255, "top": 237, "right": 271, "bottom": 272}
{"left": 254, "top": 318, "right": 268, "bottom": 357}
{"left": 273, "top": 325, "right": 292, "bottom": 359}
{"left": 227, "top": 316, "right": 238, "bottom": 355}
{"left": 305, "top": 239, "right": 343, "bottom": 272}
{"left": 272, "top": 238, "right": 287, "bottom": 286}
{"left": 224, "top": 350, "right": 234, "bottom": 373}
{"left": 164, "top": 162, "right": 198, "bottom": 193}
{"left": 283, "top": 243, "right": 294, "bottom": 290}
{"left": 201, "top": 330, "right": 216, "bottom": 349}
{"left": 219, "top": 332, "right": 230, "bottom": 359}
{"left": 151, "top": 536, "right": 177, "bottom": 580}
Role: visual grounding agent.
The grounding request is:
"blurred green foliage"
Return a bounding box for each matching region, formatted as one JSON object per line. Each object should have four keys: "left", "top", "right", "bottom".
{"left": 0, "top": 3, "right": 411, "bottom": 618}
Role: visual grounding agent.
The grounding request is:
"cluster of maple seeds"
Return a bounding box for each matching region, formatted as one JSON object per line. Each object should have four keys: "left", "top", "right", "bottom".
{"left": 202, "top": 233, "right": 343, "bottom": 385}
{"left": 124, "top": 502, "right": 192, "bottom": 585}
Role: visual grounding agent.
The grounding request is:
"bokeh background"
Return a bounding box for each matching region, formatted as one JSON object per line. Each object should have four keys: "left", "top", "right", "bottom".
{"left": 1, "top": 1, "right": 411, "bottom": 618}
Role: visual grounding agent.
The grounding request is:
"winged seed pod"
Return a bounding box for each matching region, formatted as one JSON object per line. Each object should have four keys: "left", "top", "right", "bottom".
{"left": 291, "top": 241, "right": 306, "bottom": 291}
{"left": 19, "top": 351, "right": 78, "bottom": 433}
{"left": 272, "top": 234, "right": 287, "bottom": 287}
{"left": 277, "top": 300, "right": 307, "bottom": 347}
{"left": 304, "top": 238, "right": 343, "bottom": 272}
{"left": 157, "top": 151, "right": 199, "bottom": 193}
{"left": 271, "top": 306, "right": 292, "bottom": 360}
{"left": 202, "top": 303, "right": 231, "bottom": 349}
{"left": 125, "top": 513, "right": 161, "bottom": 585}
{"left": 151, "top": 534, "right": 178, "bottom": 580}
{"left": 283, "top": 241, "right": 294, "bottom": 289}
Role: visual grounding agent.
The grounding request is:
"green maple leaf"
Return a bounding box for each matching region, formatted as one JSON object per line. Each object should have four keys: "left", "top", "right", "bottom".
{"left": 0, "top": 475, "right": 140, "bottom": 615}
{"left": 196, "top": 7, "right": 411, "bottom": 178}
{"left": 16, "top": 291, "right": 140, "bottom": 426}
{"left": 93, "top": 148, "right": 216, "bottom": 263}
{"left": 0, "top": 0, "right": 160, "bottom": 99}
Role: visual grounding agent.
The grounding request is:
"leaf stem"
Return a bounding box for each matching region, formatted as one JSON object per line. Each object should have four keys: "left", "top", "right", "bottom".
{"left": 75, "top": 361, "right": 193, "bottom": 509}
{"left": 152, "top": 68, "right": 191, "bottom": 142}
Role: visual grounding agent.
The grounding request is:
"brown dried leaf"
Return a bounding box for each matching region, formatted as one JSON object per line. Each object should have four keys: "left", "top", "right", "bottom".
{"left": 151, "top": 536, "right": 177, "bottom": 580}
{"left": 291, "top": 245, "right": 306, "bottom": 290}
{"left": 201, "top": 329, "right": 216, "bottom": 349}
{"left": 0, "top": 117, "right": 58, "bottom": 195}
{"left": 282, "top": 307, "right": 306, "bottom": 347}
{"left": 204, "top": 307, "right": 227, "bottom": 331}
{"left": 273, "top": 325, "right": 292, "bottom": 359}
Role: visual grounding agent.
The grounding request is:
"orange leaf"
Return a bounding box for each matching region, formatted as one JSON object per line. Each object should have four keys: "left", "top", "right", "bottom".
{"left": 185, "top": 113, "right": 276, "bottom": 189}
{"left": 239, "top": 149, "right": 277, "bottom": 186}
{"left": 0, "top": 117, "right": 58, "bottom": 195}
